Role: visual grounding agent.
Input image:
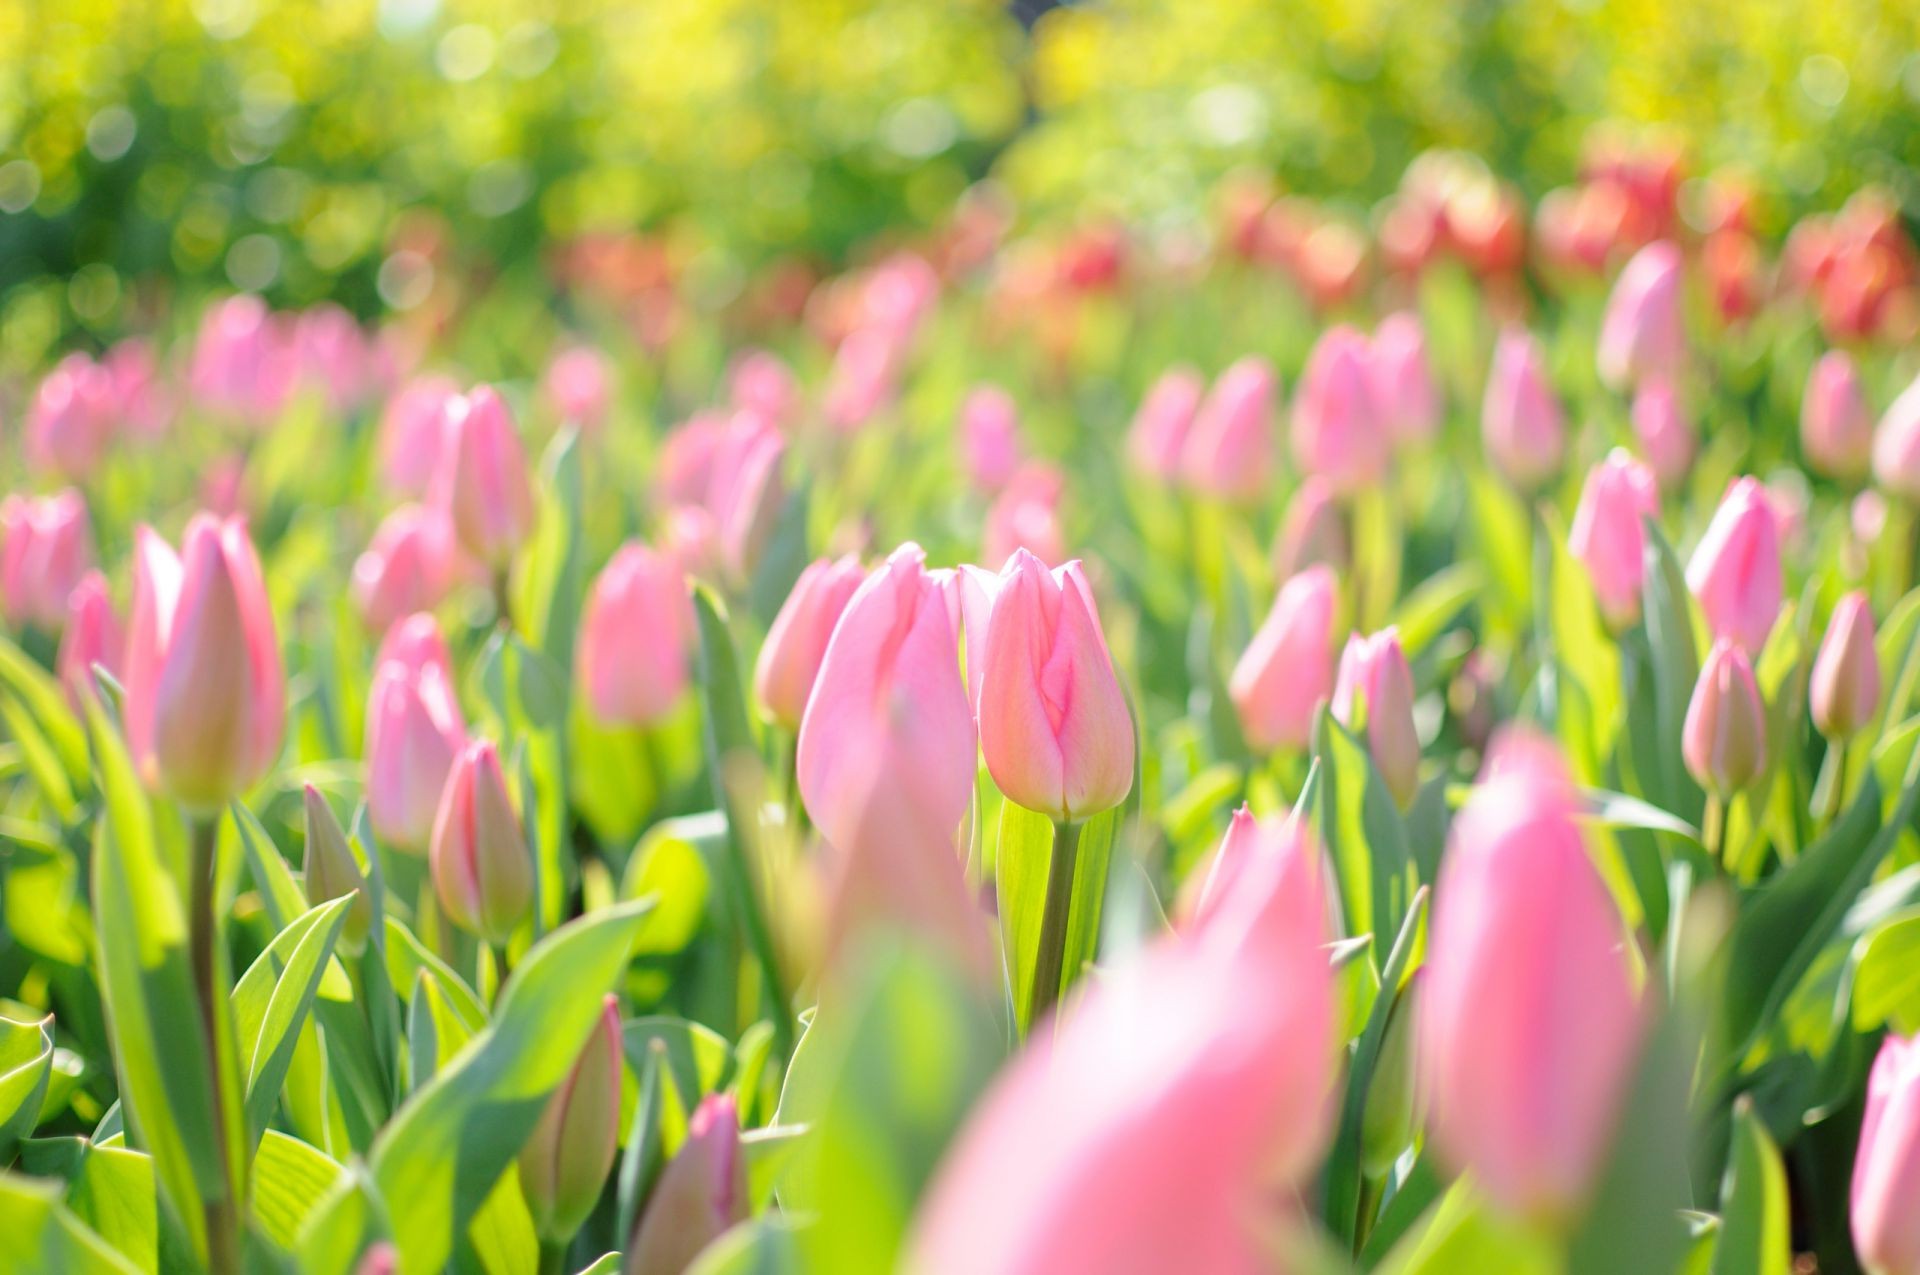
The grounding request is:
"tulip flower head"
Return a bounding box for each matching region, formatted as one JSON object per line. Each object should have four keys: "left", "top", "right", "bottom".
{"left": 1272, "top": 477, "right": 1349, "bottom": 580}
{"left": 1, "top": 490, "right": 94, "bottom": 631}
{"left": 626, "top": 1093, "right": 747, "bottom": 1275}
{"left": 982, "top": 464, "right": 1067, "bottom": 570}
{"left": 1482, "top": 328, "right": 1567, "bottom": 492}
{"left": 578, "top": 543, "right": 693, "bottom": 728}
{"left": 1127, "top": 365, "right": 1206, "bottom": 479}
{"left": 1568, "top": 450, "right": 1661, "bottom": 631}
{"left": 1370, "top": 310, "right": 1442, "bottom": 444}
{"left": 1291, "top": 324, "right": 1387, "bottom": 493}
{"left": 1873, "top": 373, "right": 1920, "bottom": 501}
{"left": 729, "top": 348, "right": 800, "bottom": 429}
{"left": 1631, "top": 377, "right": 1695, "bottom": 489}
{"left": 1687, "top": 477, "right": 1783, "bottom": 654}
{"left": 431, "top": 385, "right": 536, "bottom": 568}
{"left": 960, "top": 385, "right": 1021, "bottom": 491}
{"left": 29, "top": 353, "right": 117, "bottom": 480}
{"left": 1229, "top": 566, "right": 1339, "bottom": 753}
{"left": 57, "top": 570, "right": 122, "bottom": 705}
{"left": 754, "top": 554, "right": 865, "bottom": 731}
{"left": 1597, "top": 239, "right": 1686, "bottom": 390}
{"left": 351, "top": 504, "right": 456, "bottom": 634}
{"left": 1180, "top": 356, "right": 1277, "bottom": 502}
{"left": 365, "top": 619, "right": 467, "bottom": 854}
{"left": 378, "top": 375, "right": 460, "bottom": 496}
{"left": 430, "top": 737, "right": 534, "bottom": 946}
{"left": 543, "top": 345, "right": 611, "bottom": 433}
{"left": 1853, "top": 1034, "right": 1920, "bottom": 1275}
{"left": 520, "top": 994, "right": 622, "bottom": 1243}
{"left": 1331, "top": 626, "right": 1421, "bottom": 809}
{"left": 1803, "top": 351, "right": 1873, "bottom": 481}
{"left": 1811, "top": 591, "right": 1880, "bottom": 742}
{"left": 1683, "top": 639, "right": 1768, "bottom": 796}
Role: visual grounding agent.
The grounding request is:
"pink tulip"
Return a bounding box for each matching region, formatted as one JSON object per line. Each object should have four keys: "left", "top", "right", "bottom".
{"left": 976, "top": 550, "right": 1134, "bottom": 822}
{"left": 1811, "top": 591, "right": 1879, "bottom": 742}
{"left": 1853, "top": 1034, "right": 1920, "bottom": 1275}
{"left": 1597, "top": 240, "right": 1685, "bottom": 391}
{"left": 728, "top": 349, "right": 800, "bottom": 430}
{"left": 376, "top": 611, "right": 457, "bottom": 682}
{"left": 662, "top": 505, "right": 722, "bottom": 583}
{"left": 655, "top": 412, "right": 728, "bottom": 509}
{"left": 292, "top": 303, "right": 377, "bottom": 415}
{"left": 1272, "top": 477, "right": 1348, "bottom": 579}
{"left": 1630, "top": 377, "right": 1695, "bottom": 489}
{"left": 518, "top": 994, "right": 622, "bottom": 1243}
{"left": 431, "top": 386, "right": 536, "bottom": 568}
{"left": 1229, "top": 566, "right": 1339, "bottom": 752}
{"left": 1370, "top": 311, "right": 1442, "bottom": 444}
{"left": 1856, "top": 490, "right": 1891, "bottom": 549}
{"left": 1332, "top": 627, "right": 1420, "bottom": 808}
{"left": 960, "top": 386, "right": 1021, "bottom": 491}
{"left": 1687, "top": 476, "right": 1783, "bottom": 654}
{"left": 796, "top": 543, "right": 976, "bottom": 856}
{"left": 28, "top": 353, "right": 117, "bottom": 479}
{"left": 429, "top": 737, "right": 534, "bottom": 945}
{"left": 1683, "top": 639, "right": 1768, "bottom": 795}
{"left": 543, "top": 345, "right": 611, "bottom": 433}
{"left": 125, "top": 514, "right": 285, "bottom": 809}
{"left": 627, "top": 1093, "right": 748, "bottom": 1275}
{"left": 577, "top": 543, "right": 692, "bottom": 729}
{"left": 707, "top": 416, "right": 787, "bottom": 586}
{"left": 1181, "top": 357, "right": 1278, "bottom": 502}
{"left": 910, "top": 820, "right": 1335, "bottom": 1274}
{"left": 1, "top": 490, "right": 94, "bottom": 631}
{"left": 1873, "top": 373, "right": 1920, "bottom": 500}
{"left": 189, "top": 294, "right": 296, "bottom": 427}
{"left": 862, "top": 253, "right": 941, "bottom": 338}
{"left": 754, "top": 554, "right": 865, "bottom": 731}
{"left": 56, "top": 571, "right": 122, "bottom": 705}
{"left": 1802, "top": 351, "right": 1873, "bottom": 481}
{"left": 1127, "top": 365, "right": 1206, "bottom": 479}
{"left": 378, "top": 375, "right": 460, "bottom": 496}
{"left": 1420, "top": 730, "right": 1642, "bottom": 1222}
{"left": 822, "top": 326, "right": 902, "bottom": 433}
{"left": 365, "top": 619, "right": 467, "bottom": 854}
{"left": 983, "top": 464, "right": 1066, "bottom": 570}
{"left": 1482, "top": 328, "right": 1566, "bottom": 491}
{"left": 105, "top": 338, "right": 174, "bottom": 440}
{"left": 1291, "top": 325, "right": 1387, "bottom": 493}
{"left": 1568, "top": 450, "right": 1661, "bottom": 631}
{"left": 351, "top": 504, "right": 456, "bottom": 634}
{"left": 1174, "top": 803, "right": 1260, "bottom": 929}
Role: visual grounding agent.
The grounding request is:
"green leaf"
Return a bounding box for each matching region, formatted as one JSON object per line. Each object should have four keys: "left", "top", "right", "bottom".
{"left": 1375, "top": 1182, "right": 1555, "bottom": 1275}
{"left": 1580, "top": 788, "right": 1703, "bottom": 846}
{"left": 0, "top": 634, "right": 88, "bottom": 790}
{"left": 622, "top": 1017, "right": 734, "bottom": 1118}
{"left": 382, "top": 917, "right": 487, "bottom": 1034}
{"left": 1710, "top": 1100, "right": 1790, "bottom": 1275}
{"left": 1638, "top": 517, "right": 1705, "bottom": 823}
{"left": 0, "top": 1172, "right": 141, "bottom": 1274}
{"left": 1389, "top": 564, "right": 1481, "bottom": 657}
{"left": 0, "top": 1016, "right": 54, "bottom": 1167}
{"left": 231, "top": 896, "right": 353, "bottom": 1149}
{"left": 686, "top": 1217, "right": 803, "bottom": 1275}
{"left": 1850, "top": 911, "right": 1920, "bottom": 1033}
{"left": 65, "top": 1144, "right": 155, "bottom": 1271}
{"left": 993, "top": 802, "right": 1053, "bottom": 1033}
{"left": 250, "top": 1130, "right": 345, "bottom": 1253}
{"left": 620, "top": 821, "right": 716, "bottom": 956}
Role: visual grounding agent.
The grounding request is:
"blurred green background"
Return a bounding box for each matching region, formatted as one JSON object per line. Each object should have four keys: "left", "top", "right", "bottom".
{"left": 3, "top": 0, "right": 1918, "bottom": 368}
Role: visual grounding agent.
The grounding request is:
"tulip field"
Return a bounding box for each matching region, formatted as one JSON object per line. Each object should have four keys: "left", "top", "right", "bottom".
{"left": 9, "top": 3, "right": 1920, "bottom": 1274}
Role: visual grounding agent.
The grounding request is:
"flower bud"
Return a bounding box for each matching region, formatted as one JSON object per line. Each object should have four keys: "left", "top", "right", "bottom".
{"left": 960, "top": 385, "right": 1021, "bottom": 492}
{"left": 1683, "top": 639, "right": 1768, "bottom": 795}
{"left": 431, "top": 386, "right": 535, "bottom": 568}
{"left": 1370, "top": 311, "right": 1441, "bottom": 444}
{"left": 728, "top": 349, "right": 799, "bottom": 430}
{"left": 1174, "top": 804, "right": 1259, "bottom": 930}
{"left": 1873, "top": 373, "right": 1920, "bottom": 501}
{"left": 291, "top": 303, "right": 379, "bottom": 416}
{"left": 1332, "top": 627, "right": 1421, "bottom": 809}
{"left": 625, "top": 1093, "right": 747, "bottom": 1275}
{"left": 1229, "top": 567, "right": 1338, "bottom": 753}
{"left": 302, "top": 784, "right": 371, "bottom": 957}
{"left": 1854, "top": 1034, "right": 1920, "bottom": 1275}
{"left": 754, "top": 554, "right": 864, "bottom": 731}
{"left": 710, "top": 417, "right": 788, "bottom": 588}
{"left": 1, "top": 490, "right": 94, "bottom": 631}
{"left": 351, "top": 504, "right": 456, "bottom": 635}
{"left": 1630, "top": 377, "right": 1694, "bottom": 489}
{"left": 29, "top": 354, "right": 117, "bottom": 480}
{"left": 190, "top": 294, "right": 296, "bottom": 427}
{"left": 983, "top": 464, "right": 1066, "bottom": 570}
{"left": 1127, "top": 365, "right": 1205, "bottom": 479}
{"left": 365, "top": 625, "right": 467, "bottom": 854}
{"left": 125, "top": 515, "right": 285, "bottom": 809}
{"left": 1687, "top": 477, "right": 1783, "bottom": 655}
{"left": 1803, "top": 351, "right": 1873, "bottom": 481}
{"left": 578, "top": 543, "right": 693, "bottom": 728}
{"left": 977, "top": 551, "right": 1135, "bottom": 822}
{"left": 520, "top": 994, "right": 622, "bottom": 1243}
{"left": 1568, "top": 450, "right": 1661, "bottom": 631}
{"left": 1597, "top": 240, "right": 1685, "bottom": 391}
{"left": 1271, "top": 477, "right": 1347, "bottom": 580}
{"left": 1811, "top": 591, "right": 1880, "bottom": 742}
{"left": 378, "top": 375, "right": 459, "bottom": 497}
{"left": 57, "top": 571, "right": 123, "bottom": 706}
{"left": 1290, "top": 325, "right": 1386, "bottom": 494}
{"left": 430, "top": 738, "right": 534, "bottom": 945}
{"left": 543, "top": 345, "right": 611, "bottom": 434}
{"left": 1360, "top": 973, "right": 1423, "bottom": 1182}
{"left": 1482, "top": 328, "right": 1566, "bottom": 492}
{"left": 1180, "top": 357, "right": 1278, "bottom": 502}
{"left": 822, "top": 326, "right": 902, "bottom": 433}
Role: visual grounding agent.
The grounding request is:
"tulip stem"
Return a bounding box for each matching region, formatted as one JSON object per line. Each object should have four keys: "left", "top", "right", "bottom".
{"left": 537, "top": 1238, "right": 566, "bottom": 1275}
{"left": 491, "top": 568, "right": 515, "bottom": 633}
{"left": 1702, "top": 793, "right": 1725, "bottom": 867}
{"left": 1028, "top": 818, "right": 1083, "bottom": 1028}
{"left": 1826, "top": 748, "right": 1849, "bottom": 825}
{"left": 1353, "top": 1172, "right": 1385, "bottom": 1256}
{"left": 188, "top": 814, "right": 241, "bottom": 1275}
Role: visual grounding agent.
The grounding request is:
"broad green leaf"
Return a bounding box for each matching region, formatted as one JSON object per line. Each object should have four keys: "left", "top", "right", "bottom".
{"left": 620, "top": 822, "right": 716, "bottom": 956}
{"left": 0, "top": 1016, "right": 54, "bottom": 1166}
{"left": 1376, "top": 1182, "right": 1554, "bottom": 1275}
{"left": 231, "top": 896, "right": 353, "bottom": 1148}
{"left": 0, "top": 1172, "right": 141, "bottom": 1274}
{"left": 382, "top": 917, "right": 487, "bottom": 1033}
{"left": 622, "top": 1017, "right": 733, "bottom": 1118}
{"left": 65, "top": 1144, "right": 155, "bottom": 1272}
{"left": 1638, "top": 517, "right": 1705, "bottom": 823}
{"left": 993, "top": 802, "right": 1053, "bottom": 1033}
{"left": 295, "top": 1159, "right": 391, "bottom": 1275}
{"left": 1710, "top": 1101, "right": 1790, "bottom": 1275}
{"left": 1850, "top": 911, "right": 1920, "bottom": 1033}
{"left": 1389, "top": 564, "right": 1482, "bottom": 656}
{"left": 0, "top": 634, "right": 88, "bottom": 787}
{"left": 687, "top": 1217, "right": 803, "bottom": 1275}
{"left": 465, "top": 1163, "right": 537, "bottom": 1275}
{"left": 251, "top": 1131, "right": 345, "bottom": 1252}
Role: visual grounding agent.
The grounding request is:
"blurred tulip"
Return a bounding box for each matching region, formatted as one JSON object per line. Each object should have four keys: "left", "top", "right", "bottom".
{"left": 125, "top": 514, "right": 284, "bottom": 809}
{"left": 302, "top": 784, "right": 371, "bottom": 956}
{"left": 430, "top": 738, "right": 534, "bottom": 945}
{"left": 708, "top": 417, "right": 787, "bottom": 586}
{"left": 1370, "top": 311, "right": 1441, "bottom": 444}
{"left": 520, "top": 994, "right": 622, "bottom": 1243}
{"left": 1, "top": 490, "right": 93, "bottom": 631}
{"left": 960, "top": 386, "right": 1021, "bottom": 491}
{"left": 729, "top": 348, "right": 800, "bottom": 429}
{"left": 1631, "top": 377, "right": 1695, "bottom": 489}
{"left": 365, "top": 623, "right": 467, "bottom": 854}
{"left": 1803, "top": 351, "right": 1873, "bottom": 481}
{"left": 1332, "top": 627, "right": 1421, "bottom": 808}
{"left": 376, "top": 610, "right": 457, "bottom": 681}
{"left": 754, "top": 554, "right": 864, "bottom": 731}
{"left": 656, "top": 413, "right": 727, "bottom": 509}
{"left": 1127, "top": 365, "right": 1205, "bottom": 479}
{"left": 292, "top": 303, "right": 378, "bottom": 414}
{"left": 1873, "top": 373, "right": 1920, "bottom": 500}
{"left": 910, "top": 820, "right": 1335, "bottom": 1274}
{"left": 351, "top": 504, "right": 456, "bottom": 634}
{"left": 1421, "top": 730, "right": 1642, "bottom": 1222}
{"left": 1482, "top": 328, "right": 1566, "bottom": 492}
{"left": 625, "top": 1093, "right": 747, "bottom": 1275}
{"left": 105, "top": 338, "right": 174, "bottom": 439}
{"left": 1597, "top": 240, "right": 1685, "bottom": 391}
{"left": 431, "top": 386, "right": 536, "bottom": 568}
{"left": 1687, "top": 476, "right": 1783, "bottom": 654}
{"left": 1272, "top": 477, "right": 1348, "bottom": 580}
{"left": 543, "top": 345, "right": 611, "bottom": 433}
{"left": 976, "top": 551, "right": 1133, "bottom": 822}
{"left": 1568, "top": 450, "right": 1661, "bottom": 630}
{"left": 578, "top": 543, "right": 692, "bottom": 728}
{"left": 190, "top": 294, "right": 296, "bottom": 427}
{"left": 56, "top": 570, "right": 122, "bottom": 704}
{"left": 983, "top": 464, "right": 1066, "bottom": 570}
{"left": 1854, "top": 1034, "right": 1920, "bottom": 1275}
{"left": 1291, "top": 325, "right": 1387, "bottom": 493}
{"left": 1811, "top": 591, "right": 1880, "bottom": 742}
{"left": 1181, "top": 357, "right": 1278, "bottom": 502}
{"left": 822, "top": 326, "right": 902, "bottom": 433}
{"left": 28, "top": 353, "right": 117, "bottom": 479}
{"left": 1229, "top": 566, "right": 1339, "bottom": 752}
{"left": 1174, "top": 804, "right": 1259, "bottom": 929}
{"left": 378, "top": 375, "right": 460, "bottom": 496}
{"left": 1684, "top": 639, "right": 1768, "bottom": 795}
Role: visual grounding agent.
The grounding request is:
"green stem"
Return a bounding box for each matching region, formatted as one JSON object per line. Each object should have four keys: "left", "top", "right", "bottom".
{"left": 1027, "top": 819, "right": 1083, "bottom": 1028}
{"left": 492, "top": 568, "right": 515, "bottom": 633}
{"left": 188, "top": 815, "right": 241, "bottom": 1275}
{"left": 1826, "top": 747, "right": 1850, "bottom": 826}
{"left": 537, "top": 1238, "right": 566, "bottom": 1275}
{"left": 1353, "top": 1172, "right": 1385, "bottom": 1257}
{"left": 1703, "top": 792, "right": 1726, "bottom": 869}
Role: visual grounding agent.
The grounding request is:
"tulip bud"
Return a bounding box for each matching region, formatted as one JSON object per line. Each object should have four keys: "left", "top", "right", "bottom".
{"left": 1482, "top": 328, "right": 1566, "bottom": 492}
{"left": 1420, "top": 730, "right": 1642, "bottom": 1222}
{"left": 1272, "top": 477, "right": 1348, "bottom": 580}
{"left": 823, "top": 326, "right": 902, "bottom": 433}
{"left": 1290, "top": 325, "right": 1387, "bottom": 493}
{"left": 1630, "top": 377, "right": 1694, "bottom": 489}
{"left": 983, "top": 464, "right": 1066, "bottom": 570}
{"left": 365, "top": 632, "right": 467, "bottom": 854}
{"left": 1854, "top": 1034, "right": 1920, "bottom": 1275}
{"left": 625, "top": 1093, "right": 747, "bottom": 1275}
{"left": 1687, "top": 477, "right": 1783, "bottom": 655}
{"left": 1370, "top": 311, "right": 1441, "bottom": 444}
{"left": 754, "top": 554, "right": 864, "bottom": 731}
{"left": 710, "top": 417, "right": 788, "bottom": 588}
{"left": 520, "top": 994, "right": 622, "bottom": 1243}
{"left": 1180, "top": 357, "right": 1278, "bottom": 502}
{"left": 960, "top": 386, "right": 1021, "bottom": 492}
{"left": 1874, "top": 373, "right": 1920, "bottom": 501}
{"left": 543, "top": 345, "right": 611, "bottom": 434}
{"left": 302, "top": 784, "right": 371, "bottom": 957}
{"left": 377, "top": 610, "right": 456, "bottom": 681}
{"left": 728, "top": 349, "right": 799, "bottom": 430}
{"left": 1127, "top": 365, "right": 1205, "bottom": 479}
{"left": 1811, "top": 591, "right": 1880, "bottom": 742}
{"left": 430, "top": 738, "right": 534, "bottom": 945}
{"left": 1597, "top": 240, "right": 1685, "bottom": 391}
{"left": 977, "top": 551, "right": 1135, "bottom": 822}
{"left": 57, "top": 571, "right": 123, "bottom": 705}
{"left": 431, "top": 386, "right": 535, "bottom": 568}
{"left": 379, "top": 375, "right": 460, "bottom": 496}
{"left": 351, "top": 504, "right": 456, "bottom": 634}
{"left": 1332, "top": 627, "right": 1421, "bottom": 809}
{"left": 291, "top": 303, "right": 378, "bottom": 415}
{"left": 1803, "top": 351, "right": 1873, "bottom": 481}
{"left": 578, "top": 543, "right": 693, "bottom": 728}
{"left": 105, "top": 337, "right": 174, "bottom": 440}
{"left": 29, "top": 354, "right": 117, "bottom": 480}
{"left": 1683, "top": 639, "right": 1768, "bottom": 795}
{"left": 190, "top": 294, "right": 296, "bottom": 427}
{"left": 1568, "top": 450, "right": 1661, "bottom": 630}
{"left": 1360, "top": 973, "right": 1423, "bottom": 1182}
{"left": 1, "top": 490, "right": 94, "bottom": 631}
{"left": 1229, "top": 566, "right": 1338, "bottom": 753}
{"left": 125, "top": 515, "right": 285, "bottom": 809}
{"left": 1174, "top": 804, "right": 1259, "bottom": 930}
